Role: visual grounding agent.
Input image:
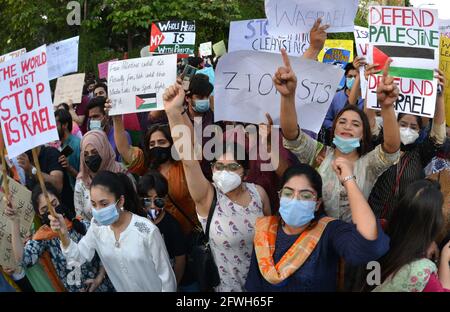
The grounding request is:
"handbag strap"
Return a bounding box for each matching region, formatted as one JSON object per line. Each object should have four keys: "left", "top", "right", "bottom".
{"left": 205, "top": 187, "right": 217, "bottom": 241}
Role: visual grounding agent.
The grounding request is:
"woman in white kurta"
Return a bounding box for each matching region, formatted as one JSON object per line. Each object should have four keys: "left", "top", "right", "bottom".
{"left": 50, "top": 170, "right": 176, "bottom": 292}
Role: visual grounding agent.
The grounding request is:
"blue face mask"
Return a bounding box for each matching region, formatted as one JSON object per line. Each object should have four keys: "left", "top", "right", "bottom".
{"left": 279, "top": 197, "right": 316, "bottom": 228}
{"left": 92, "top": 201, "right": 120, "bottom": 226}
{"left": 346, "top": 77, "right": 355, "bottom": 90}
{"left": 332, "top": 135, "right": 360, "bottom": 154}
{"left": 89, "top": 119, "right": 103, "bottom": 131}
{"left": 193, "top": 99, "right": 210, "bottom": 113}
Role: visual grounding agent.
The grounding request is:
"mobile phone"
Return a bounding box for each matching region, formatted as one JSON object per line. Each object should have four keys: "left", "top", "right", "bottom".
{"left": 61, "top": 145, "right": 74, "bottom": 157}
{"left": 181, "top": 65, "right": 197, "bottom": 90}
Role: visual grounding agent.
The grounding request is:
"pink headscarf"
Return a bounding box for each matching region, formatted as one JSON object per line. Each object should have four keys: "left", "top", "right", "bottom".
{"left": 77, "top": 130, "right": 126, "bottom": 187}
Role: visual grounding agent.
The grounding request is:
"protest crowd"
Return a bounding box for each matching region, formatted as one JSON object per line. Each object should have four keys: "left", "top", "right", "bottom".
{"left": 1, "top": 0, "right": 450, "bottom": 293}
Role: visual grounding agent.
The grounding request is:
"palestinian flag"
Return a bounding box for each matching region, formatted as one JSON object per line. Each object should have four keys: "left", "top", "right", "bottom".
{"left": 136, "top": 93, "right": 157, "bottom": 110}
{"left": 373, "top": 45, "right": 435, "bottom": 80}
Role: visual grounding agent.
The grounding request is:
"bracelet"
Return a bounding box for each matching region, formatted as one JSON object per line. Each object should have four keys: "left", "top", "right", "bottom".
{"left": 341, "top": 175, "right": 356, "bottom": 185}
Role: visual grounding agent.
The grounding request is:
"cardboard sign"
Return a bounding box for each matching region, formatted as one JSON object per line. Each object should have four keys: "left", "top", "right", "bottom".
{"left": 0, "top": 173, "right": 35, "bottom": 269}
{"left": 213, "top": 41, "right": 227, "bottom": 57}
{"left": 214, "top": 51, "right": 343, "bottom": 134}
{"left": 47, "top": 36, "right": 79, "bottom": 80}
{"left": 367, "top": 6, "right": 440, "bottom": 117}
{"left": 229, "top": 19, "right": 310, "bottom": 57}
{"left": 265, "top": 0, "right": 359, "bottom": 35}
{"left": 53, "top": 73, "right": 86, "bottom": 106}
{"left": 98, "top": 59, "right": 119, "bottom": 79}
{"left": 439, "top": 36, "right": 450, "bottom": 125}
{"left": 0, "top": 45, "right": 59, "bottom": 158}
{"left": 0, "top": 49, "right": 26, "bottom": 64}
{"left": 108, "top": 55, "right": 177, "bottom": 116}
{"left": 354, "top": 26, "right": 370, "bottom": 98}
{"left": 150, "top": 21, "right": 196, "bottom": 55}
{"left": 439, "top": 19, "right": 450, "bottom": 38}
{"left": 199, "top": 42, "right": 212, "bottom": 57}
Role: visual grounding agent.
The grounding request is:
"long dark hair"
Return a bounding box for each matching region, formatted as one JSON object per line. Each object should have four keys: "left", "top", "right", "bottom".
{"left": 32, "top": 183, "right": 86, "bottom": 235}
{"left": 91, "top": 171, "right": 145, "bottom": 217}
{"left": 331, "top": 105, "right": 372, "bottom": 156}
{"left": 143, "top": 124, "right": 174, "bottom": 169}
{"left": 137, "top": 170, "right": 169, "bottom": 198}
{"left": 378, "top": 179, "right": 444, "bottom": 284}
{"left": 279, "top": 164, "right": 325, "bottom": 221}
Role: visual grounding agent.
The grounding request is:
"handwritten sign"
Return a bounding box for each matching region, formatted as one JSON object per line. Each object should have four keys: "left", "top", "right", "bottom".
{"left": 213, "top": 41, "right": 227, "bottom": 57}
{"left": 229, "top": 19, "right": 310, "bottom": 57}
{"left": 265, "top": 0, "right": 359, "bottom": 35}
{"left": 354, "top": 26, "right": 369, "bottom": 98}
{"left": 318, "top": 39, "right": 354, "bottom": 89}
{"left": 214, "top": 51, "right": 343, "bottom": 134}
{"left": 199, "top": 42, "right": 212, "bottom": 57}
{"left": 47, "top": 36, "right": 79, "bottom": 80}
{"left": 53, "top": 73, "right": 86, "bottom": 106}
{"left": 0, "top": 45, "right": 59, "bottom": 158}
{"left": 0, "top": 49, "right": 26, "bottom": 64}
{"left": 150, "top": 21, "right": 196, "bottom": 55}
{"left": 108, "top": 55, "right": 177, "bottom": 116}
{"left": 0, "top": 173, "right": 34, "bottom": 269}
{"left": 367, "top": 6, "right": 440, "bottom": 117}
{"left": 440, "top": 36, "right": 450, "bottom": 125}
{"left": 98, "top": 59, "right": 118, "bottom": 80}
{"left": 439, "top": 19, "right": 450, "bottom": 38}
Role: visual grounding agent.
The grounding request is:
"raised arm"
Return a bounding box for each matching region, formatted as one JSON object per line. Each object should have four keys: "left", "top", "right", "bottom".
{"left": 104, "top": 100, "right": 134, "bottom": 165}
{"left": 163, "top": 82, "right": 214, "bottom": 217}
{"left": 332, "top": 158, "right": 377, "bottom": 240}
{"left": 302, "top": 18, "right": 329, "bottom": 61}
{"left": 276, "top": 49, "right": 299, "bottom": 140}
{"left": 377, "top": 59, "right": 400, "bottom": 154}
{"left": 347, "top": 56, "right": 366, "bottom": 105}
{"left": 432, "top": 69, "right": 447, "bottom": 132}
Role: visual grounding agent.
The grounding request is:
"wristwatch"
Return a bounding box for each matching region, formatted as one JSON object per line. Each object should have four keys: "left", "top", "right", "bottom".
{"left": 341, "top": 175, "right": 356, "bottom": 185}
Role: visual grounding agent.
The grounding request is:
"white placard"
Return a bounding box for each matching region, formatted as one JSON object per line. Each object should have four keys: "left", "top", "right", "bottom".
{"left": 0, "top": 48, "right": 26, "bottom": 64}
{"left": 354, "top": 26, "right": 369, "bottom": 99}
{"left": 47, "top": 36, "right": 79, "bottom": 80}
{"left": 214, "top": 51, "right": 343, "bottom": 134}
{"left": 199, "top": 42, "right": 212, "bottom": 57}
{"left": 108, "top": 54, "right": 177, "bottom": 116}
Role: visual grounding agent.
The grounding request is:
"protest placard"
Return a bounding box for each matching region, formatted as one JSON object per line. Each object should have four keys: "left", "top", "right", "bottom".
{"left": 199, "top": 42, "right": 212, "bottom": 57}
{"left": 367, "top": 6, "right": 440, "bottom": 117}
{"left": 439, "top": 19, "right": 450, "bottom": 38}
{"left": 214, "top": 51, "right": 343, "bottom": 134}
{"left": 150, "top": 21, "right": 196, "bottom": 55}
{"left": 53, "top": 73, "right": 85, "bottom": 106}
{"left": 0, "top": 45, "right": 59, "bottom": 158}
{"left": 265, "top": 0, "right": 358, "bottom": 35}
{"left": 439, "top": 36, "right": 450, "bottom": 125}
{"left": 229, "top": 19, "right": 310, "bottom": 57}
{"left": 98, "top": 59, "right": 119, "bottom": 79}
{"left": 0, "top": 173, "right": 35, "bottom": 269}
{"left": 213, "top": 41, "right": 227, "bottom": 57}
{"left": 47, "top": 36, "right": 79, "bottom": 80}
{"left": 0, "top": 49, "right": 26, "bottom": 64}
{"left": 354, "top": 26, "right": 370, "bottom": 98}
{"left": 317, "top": 39, "right": 354, "bottom": 89}
{"left": 108, "top": 55, "right": 177, "bottom": 116}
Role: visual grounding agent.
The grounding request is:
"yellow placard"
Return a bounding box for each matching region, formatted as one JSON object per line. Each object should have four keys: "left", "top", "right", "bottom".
{"left": 439, "top": 36, "right": 450, "bottom": 126}
{"left": 317, "top": 39, "right": 354, "bottom": 64}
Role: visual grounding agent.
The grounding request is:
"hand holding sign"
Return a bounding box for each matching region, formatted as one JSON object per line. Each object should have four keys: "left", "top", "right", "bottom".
{"left": 163, "top": 81, "right": 185, "bottom": 113}
{"left": 273, "top": 49, "right": 297, "bottom": 97}
{"left": 377, "top": 59, "right": 400, "bottom": 109}
{"left": 364, "top": 64, "right": 379, "bottom": 81}
{"left": 310, "top": 18, "right": 330, "bottom": 52}
{"left": 434, "top": 68, "right": 446, "bottom": 90}
{"left": 3, "top": 195, "right": 18, "bottom": 223}
{"left": 352, "top": 56, "right": 367, "bottom": 70}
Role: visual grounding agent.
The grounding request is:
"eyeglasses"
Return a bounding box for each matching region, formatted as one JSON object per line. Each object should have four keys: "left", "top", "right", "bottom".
{"left": 140, "top": 197, "right": 165, "bottom": 209}
{"left": 212, "top": 162, "right": 242, "bottom": 172}
{"left": 278, "top": 187, "right": 317, "bottom": 201}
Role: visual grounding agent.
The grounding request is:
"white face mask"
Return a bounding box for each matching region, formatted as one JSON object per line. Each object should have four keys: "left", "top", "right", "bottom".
{"left": 399, "top": 127, "right": 419, "bottom": 145}
{"left": 212, "top": 171, "right": 242, "bottom": 194}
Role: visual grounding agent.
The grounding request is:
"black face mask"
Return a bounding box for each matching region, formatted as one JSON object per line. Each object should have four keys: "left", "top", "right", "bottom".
{"left": 85, "top": 154, "right": 102, "bottom": 172}
{"left": 149, "top": 146, "right": 172, "bottom": 169}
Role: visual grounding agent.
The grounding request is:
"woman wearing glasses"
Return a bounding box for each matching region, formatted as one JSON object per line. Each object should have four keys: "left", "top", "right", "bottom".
{"left": 164, "top": 82, "right": 271, "bottom": 292}
{"left": 245, "top": 161, "right": 389, "bottom": 292}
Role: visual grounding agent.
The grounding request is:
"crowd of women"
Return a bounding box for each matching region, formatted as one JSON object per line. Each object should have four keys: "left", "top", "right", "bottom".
{"left": 1, "top": 18, "right": 449, "bottom": 292}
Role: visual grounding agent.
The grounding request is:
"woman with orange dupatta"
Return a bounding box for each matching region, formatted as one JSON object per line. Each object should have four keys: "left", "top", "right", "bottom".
{"left": 5, "top": 182, "right": 114, "bottom": 292}
{"left": 245, "top": 162, "right": 389, "bottom": 292}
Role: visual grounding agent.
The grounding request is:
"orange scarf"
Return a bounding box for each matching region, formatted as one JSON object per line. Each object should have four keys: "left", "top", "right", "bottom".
{"left": 254, "top": 216, "right": 334, "bottom": 285}
{"left": 31, "top": 219, "right": 75, "bottom": 292}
